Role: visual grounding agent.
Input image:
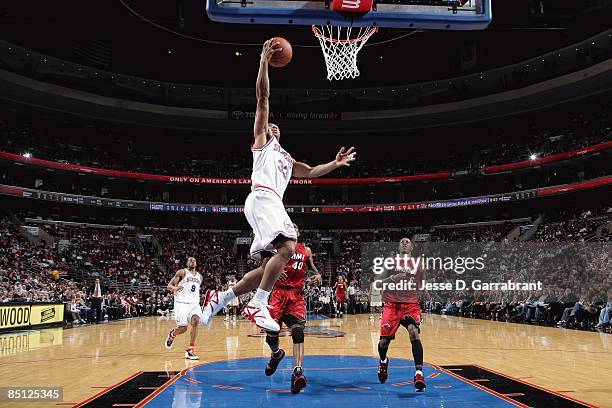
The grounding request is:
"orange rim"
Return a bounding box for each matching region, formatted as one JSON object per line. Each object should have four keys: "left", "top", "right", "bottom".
{"left": 312, "top": 25, "right": 378, "bottom": 44}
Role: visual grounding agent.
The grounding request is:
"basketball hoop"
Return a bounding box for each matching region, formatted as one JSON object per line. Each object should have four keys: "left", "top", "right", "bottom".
{"left": 312, "top": 25, "right": 378, "bottom": 81}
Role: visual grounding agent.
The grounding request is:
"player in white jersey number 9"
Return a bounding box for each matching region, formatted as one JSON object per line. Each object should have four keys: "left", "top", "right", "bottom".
{"left": 164, "top": 257, "right": 203, "bottom": 360}
{"left": 200, "top": 39, "right": 356, "bottom": 333}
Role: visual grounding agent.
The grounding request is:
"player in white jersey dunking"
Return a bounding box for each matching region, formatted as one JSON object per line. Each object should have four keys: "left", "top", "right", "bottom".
{"left": 201, "top": 39, "right": 356, "bottom": 332}
{"left": 164, "top": 257, "right": 203, "bottom": 360}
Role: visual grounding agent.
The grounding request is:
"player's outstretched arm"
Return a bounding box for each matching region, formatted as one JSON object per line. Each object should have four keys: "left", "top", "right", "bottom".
{"left": 253, "top": 39, "right": 282, "bottom": 149}
{"left": 292, "top": 146, "right": 356, "bottom": 178}
{"left": 305, "top": 247, "right": 322, "bottom": 285}
{"left": 167, "top": 269, "right": 185, "bottom": 293}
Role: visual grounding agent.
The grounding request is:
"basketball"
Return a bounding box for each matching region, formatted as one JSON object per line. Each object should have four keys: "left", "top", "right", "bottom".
{"left": 270, "top": 37, "right": 292, "bottom": 68}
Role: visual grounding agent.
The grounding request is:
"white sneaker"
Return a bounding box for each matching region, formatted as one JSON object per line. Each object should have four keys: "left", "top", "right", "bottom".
{"left": 185, "top": 348, "right": 199, "bottom": 360}
{"left": 164, "top": 329, "right": 175, "bottom": 349}
{"left": 232, "top": 316, "right": 236, "bottom": 322}
{"left": 201, "top": 290, "right": 225, "bottom": 327}
{"left": 224, "top": 315, "right": 229, "bottom": 322}
{"left": 242, "top": 300, "right": 280, "bottom": 332}
{"left": 370, "top": 314, "right": 374, "bottom": 320}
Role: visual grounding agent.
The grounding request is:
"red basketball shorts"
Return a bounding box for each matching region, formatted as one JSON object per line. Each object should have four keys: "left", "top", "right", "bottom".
{"left": 336, "top": 294, "right": 346, "bottom": 303}
{"left": 269, "top": 286, "right": 306, "bottom": 323}
{"left": 380, "top": 302, "right": 421, "bottom": 339}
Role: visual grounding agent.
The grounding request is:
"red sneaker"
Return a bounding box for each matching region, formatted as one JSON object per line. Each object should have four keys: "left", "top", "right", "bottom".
{"left": 378, "top": 359, "right": 389, "bottom": 383}
{"left": 414, "top": 372, "right": 426, "bottom": 392}
{"left": 265, "top": 349, "right": 285, "bottom": 376}
{"left": 291, "top": 367, "right": 307, "bottom": 394}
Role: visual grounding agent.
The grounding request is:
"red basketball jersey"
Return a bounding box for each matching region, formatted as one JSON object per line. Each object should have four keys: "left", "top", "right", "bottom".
{"left": 336, "top": 282, "right": 346, "bottom": 297}
{"left": 382, "top": 256, "right": 422, "bottom": 304}
{"left": 278, "top": 242, "right": 309, "bottom": 288}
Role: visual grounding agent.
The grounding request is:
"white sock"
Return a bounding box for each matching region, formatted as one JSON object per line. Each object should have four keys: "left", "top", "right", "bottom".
{"left": 252, "top": 288, "right": 270, "bottom": 303}
{"left": 415, "top": 370, "right": 423, "bottom": 376}
{"left": 381, "top": 358, "right": 388, "bottom": 363}
{"left": 220, "top": 289, "right": 237, "bottom": 306}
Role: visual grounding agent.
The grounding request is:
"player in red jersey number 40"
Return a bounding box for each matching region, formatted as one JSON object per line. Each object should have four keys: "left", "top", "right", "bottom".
{"left": 263, "top": 224, "right": 321, "bottom": 394}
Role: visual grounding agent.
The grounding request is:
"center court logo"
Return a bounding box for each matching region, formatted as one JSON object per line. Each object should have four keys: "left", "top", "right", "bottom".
{"left": 248, "top": 327, "right": 345, "bottom": 338}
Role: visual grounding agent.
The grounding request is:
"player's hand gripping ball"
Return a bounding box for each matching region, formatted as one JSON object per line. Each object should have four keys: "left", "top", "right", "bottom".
{"left": 263, "top": 37, "right": 293, "bottom": 68}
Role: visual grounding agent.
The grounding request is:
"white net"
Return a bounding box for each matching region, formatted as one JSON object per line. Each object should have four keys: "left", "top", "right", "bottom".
{"left": 312, "top": 25, "right": 378, "bottom": 81}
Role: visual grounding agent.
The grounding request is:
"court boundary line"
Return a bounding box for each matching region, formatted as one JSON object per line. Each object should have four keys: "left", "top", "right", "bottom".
{"left": 473, "top": 364, "right": 598, "bottom": 408}
{"left": 438, "top": 367, "right": 529, "bottom": 408}
{"left": 134, "top": 371, "right": 182, "bottom": 408}
{"left": 73, "top": 370, "right": 143, "bottom": 408}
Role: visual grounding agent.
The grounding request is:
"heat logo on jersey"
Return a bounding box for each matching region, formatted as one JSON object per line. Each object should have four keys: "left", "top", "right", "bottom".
{"left": 289, "top": 250, "right": 306, "bottom": 270}
{"left": 279, "top": 243, "right": 308, "bottom": 287}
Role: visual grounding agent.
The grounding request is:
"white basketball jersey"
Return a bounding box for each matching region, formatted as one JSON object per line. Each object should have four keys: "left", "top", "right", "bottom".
{"left": 370, "top": 283, "right": 382, "bottom": 301}
{"left": 174, "top": 269, "right": 202, "bottom": 304}
{"left": 251, "top": 136, "right": 294, "bottom": 199}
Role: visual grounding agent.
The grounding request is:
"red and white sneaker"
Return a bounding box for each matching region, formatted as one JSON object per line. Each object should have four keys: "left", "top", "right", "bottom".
{"left": 201, "top": 290, "right": 223, "bottom": 327}
{"left": 377, "top": 358, "right": 389, "bottom": 383}
{"left": 242, "top": 301, "right": 280, "bottom": 332}
{"left": 185, "top": 348, "right": 199, "bottom": 360}
{"left": 413, "top": 372, "right": 426, "bottom": 392}
{"left": 291, "top": 367, "right": 307, "bottom": 394}
{"left": 164, "top": 329, "right": 175, "bottom": 349}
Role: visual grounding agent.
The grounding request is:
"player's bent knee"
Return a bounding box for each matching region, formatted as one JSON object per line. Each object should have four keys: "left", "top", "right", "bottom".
{"left": 265, "top": 331, "right": 280, "bottom": 346}
{"left": 291, "top": 325, "right": 305, "bottom": 344}
{"left": 401, "top": 316, "right": 421, "bottom": 338}
{"left": 407, "top": 326, "right": 419, "bottom": 341}
{"left": 378, "top": 336, "right": 392, "bottom": 350}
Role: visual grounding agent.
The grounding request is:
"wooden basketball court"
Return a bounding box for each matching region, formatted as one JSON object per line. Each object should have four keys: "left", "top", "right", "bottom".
{"left": 0, "top": 314, "right": 609, "bottom": 407}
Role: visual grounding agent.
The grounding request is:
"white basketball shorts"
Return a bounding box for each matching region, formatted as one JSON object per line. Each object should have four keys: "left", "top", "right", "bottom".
{"left": 244, "top": 189, "right": 297, "bottom": 261}
{"left": 174, "top": 302, "right": 203, "bottom": 326}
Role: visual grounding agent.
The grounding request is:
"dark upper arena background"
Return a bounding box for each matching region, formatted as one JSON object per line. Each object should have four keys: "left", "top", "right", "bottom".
{"left": 2, "top": 0, "right": 612, "bottom": 88}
